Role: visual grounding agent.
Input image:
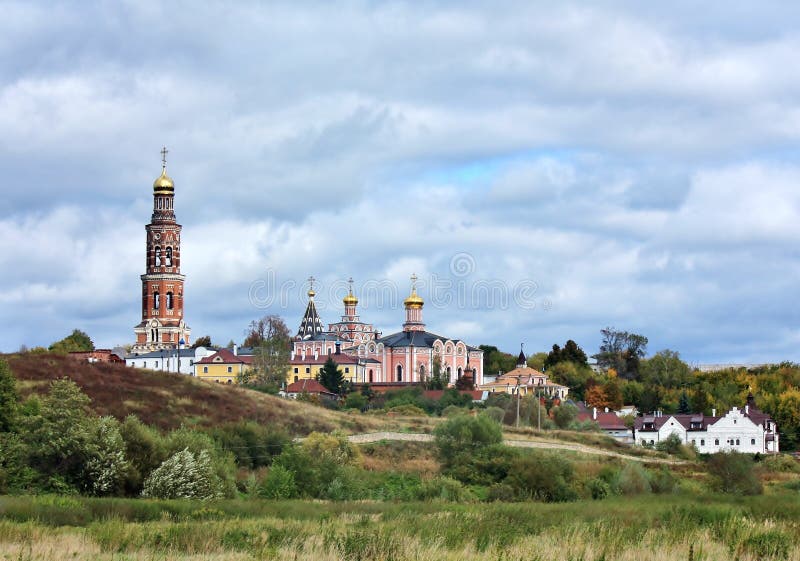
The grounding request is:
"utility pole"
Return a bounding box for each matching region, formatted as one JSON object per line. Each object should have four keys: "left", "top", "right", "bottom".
{"left": 515, "top": 377, "right": 522, "bottom": 428}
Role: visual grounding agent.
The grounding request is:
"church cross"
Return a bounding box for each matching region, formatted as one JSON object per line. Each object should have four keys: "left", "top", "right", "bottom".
{"left": 410, "top": 273, "right": 418, "bottom": 291}
{"left": 161, "top": 146, "right": 169, "bottom": 170}
{"left": 308, "top": 275, "right": 316, "bottom": 292}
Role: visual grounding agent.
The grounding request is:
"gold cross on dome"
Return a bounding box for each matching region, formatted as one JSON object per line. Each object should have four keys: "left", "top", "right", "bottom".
{"left": 410, "top": 273, "right": 418, "bottom": 290}
{"left": 160, "top": 146, "right": 168, "bottom": 170}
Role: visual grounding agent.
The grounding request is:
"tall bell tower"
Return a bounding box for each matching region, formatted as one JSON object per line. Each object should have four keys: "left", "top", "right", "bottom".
{"left": 132, "top": 147, "right": 191, "bottom": 353}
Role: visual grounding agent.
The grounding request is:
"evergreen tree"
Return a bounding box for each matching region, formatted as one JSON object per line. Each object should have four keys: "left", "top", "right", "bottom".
{"left": 317, "top": 357, "right": 344, "bottom": 395}
{"left": 691, "top": 388, "right": 711, "bottom": 415}
{"left": 426, "top": 356, "right": 446, "bottom": 390}
{"left": 0, "top": 359, "right": 18, "bottom": 432}
{"left": 678, "top": 391, "right": 691, "bottom": 414}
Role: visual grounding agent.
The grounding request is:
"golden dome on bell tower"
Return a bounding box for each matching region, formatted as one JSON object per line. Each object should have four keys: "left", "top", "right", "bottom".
{"left": 153, "top": 146, "right": 174, "bottom": 194}
{"left": 343, "top": 277, "right": 358, "bottom": 306}
{"left": 403, "top": 273, "right": 424, "bottom": 309}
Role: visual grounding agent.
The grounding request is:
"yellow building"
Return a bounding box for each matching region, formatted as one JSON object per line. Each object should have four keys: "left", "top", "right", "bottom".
{"left": 194, "top": 348, "right": 253, "bottom": 384}
{"left": 288, "top": 348, "right": 378, "bottom": 384}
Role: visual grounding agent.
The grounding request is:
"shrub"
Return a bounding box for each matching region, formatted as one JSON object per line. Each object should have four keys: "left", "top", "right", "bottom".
{"left": 483, "top": 406, "right": 505, "bottom": 424}
{"left": 258, "top": 465, "right": 297, "bottom": 499}
{"left": 119, "top": 415, "right": 167, "bottom": 495}
{"left": 388, "top": 404, "right": 427, "bottom": 416}
{"left": 301, "top": 432, "right": 361, "bottom": 467}
{"left": 487, "top": 483, "right": 517, "bottom": 502}
{"left": 551, "top": 404, "right": 578, "bottom": 429}
{"left": 762, "top": 454, "right": 800, "bottom": 474}
{"left": 707, "top": 451, "right": 763, "bottom": 495}
{"left": 417, "top": 476, "right": 474, "bottom": 502}
{"left": 85, "top": 416, "right": 129, "bottom": 496}
{"left": 741, "top": 530, "right": 791, "bottom": 560}
{"left": 588, "top": 478, "right": 611, "bottom": 500}
{"left": 618, "top": 463, "right": 651, "bottom": 495}
{"left": 505, "top": 451, "right": 577, "bottom": 502}
{"left": 434, "top": 414, "right": 503, "bottom": 467}
{"left": 441, "top": 405, "right": 465, "bottom": 417}
{"left": 648, "top": 467, "right": 678, "bottom": 494}
{"left": 344, "top": 392, "right": 368, "bottom": 411}
{"left": 141, "top": 448, "right": 223, "bottom": 500}
{"left": 208, "top": 421, "right": 289, "bottom": 470}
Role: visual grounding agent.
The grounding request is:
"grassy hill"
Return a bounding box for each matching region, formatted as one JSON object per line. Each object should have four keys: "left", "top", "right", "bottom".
{"left": 2, "top": 352, "right": 389, "bottom": 435}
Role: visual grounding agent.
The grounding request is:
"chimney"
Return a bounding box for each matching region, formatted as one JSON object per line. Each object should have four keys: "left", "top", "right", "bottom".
{"left": 604, "top": 407, "right": 609, "bottom": 413}
{"left": 301, "top": 348, "right": 306, "bottom": 360}
{"left": 314, "top": 349, "right": 319, "bottom": 360}
{"left": 335, "top": 341, "right": 341, "bottom": 355}
{"left": 233, "top": 344, "right": 238, "bottom": 356}
{"left": 712, "top": 408, "right": 716, "bottom": 417}
{"left": 745, "top": 405, "right": 749, "bottom": 415}
{"left": 593, "top": 407, "right": 597, "bottom": 420}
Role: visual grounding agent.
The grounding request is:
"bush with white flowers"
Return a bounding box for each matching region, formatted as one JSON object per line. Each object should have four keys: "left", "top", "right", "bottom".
{"left": 141, "top": 448, "right": 222, "bottom": 500}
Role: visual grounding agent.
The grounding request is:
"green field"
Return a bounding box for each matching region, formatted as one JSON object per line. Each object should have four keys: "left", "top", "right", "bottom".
{"left": 1, "top": 494, "right": 799, "bottom": 560}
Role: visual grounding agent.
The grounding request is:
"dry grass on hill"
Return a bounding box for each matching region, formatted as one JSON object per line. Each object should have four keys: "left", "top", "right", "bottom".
{"left": 3, "top": 352, "right": 395, "bottom": 435}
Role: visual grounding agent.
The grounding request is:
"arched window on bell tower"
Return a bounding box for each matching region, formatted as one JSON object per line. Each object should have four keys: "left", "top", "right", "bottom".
{"left": 166, "top": 292, "right": 174, "bottom": 310}
{"left": 154, "top": 246, "right": 162, "bottom": 267}
{"left": 165, "top": 247, "right": 173, "bottom": 267}
{"left": 154, "top": 291, "right": 160, "bottom": 310}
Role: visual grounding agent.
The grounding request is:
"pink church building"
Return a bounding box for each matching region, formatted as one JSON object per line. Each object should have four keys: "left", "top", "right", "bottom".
{"left": 292, "top": 276, "right": 483, "bottom": 387}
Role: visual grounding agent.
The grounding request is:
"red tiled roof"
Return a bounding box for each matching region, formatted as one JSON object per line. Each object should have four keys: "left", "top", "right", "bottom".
{"left": 197, "top": 349, "right": 254, "bottom": 365}
{"left": 286, "top": 379, "right": 335, "bottom": 395}
{"left": 578, "top": 412, "right": 628, "bottom": 430}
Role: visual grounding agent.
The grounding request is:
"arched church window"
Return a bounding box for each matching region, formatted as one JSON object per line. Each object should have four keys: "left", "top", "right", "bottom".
{"left": 419, "top": 364, "right": 425, "bottom": 378}
{"left": 154, "top": 247, "right": 162, "bottom": 267}
{"left": 154, "top": 291, "right": 160, "bottom": 310}
{"left": 165, "top": 247, "right": 173, "bottom": 266}
{"left": 396, "top": 364, "right": 403, "bottom": 382}
{"left": 166, "top": 292, "right": 174, "bottom": 310}
{"left": 458, "top": 367, "right": 463, "bottom": 378}
{"left": 369, "top": 369, "right": 374, "bottom": 383}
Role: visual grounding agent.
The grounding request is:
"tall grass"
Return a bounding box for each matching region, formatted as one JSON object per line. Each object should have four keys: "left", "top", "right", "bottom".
{"left": 1, "top": 495, "right": 799, "bottom": 560}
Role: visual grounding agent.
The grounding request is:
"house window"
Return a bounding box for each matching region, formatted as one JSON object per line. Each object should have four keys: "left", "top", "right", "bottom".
{"left": 294, "top": 368, "right": 299, "bottom": 374}
{"left": 189, "top": 360, "right": 193, "bottom": 366}
{"left": 345, "top": 367, "right": 350, "bottom": 373}
{"left": 226, "top": 380, "right": 232, "bottom": 385}
{"left": 396, "top": 364, "right": 403, "bottom": 382}
{"left": 369, "top": 369, "right": 373, "bottom": 383}
{"left": 203, "top": 366, "right": 208, "bottom": 373}
{"left": 715, "top": 439, "right": 719, "bottom": 445}
{"left": 736, "top": 439, "right": 740, "bottom": 446}
{"left": 227, "top": 366, "right": 232, "bottom": 373}
{"left": 700, "top": 439, "right": 705, "bottom": 446}
{"left": 155, "top": 361, "right": 159, "bottom": 368}
{"left": 305, "top": 367, "right": 310, "bottom": 374}
{"left": 751, "top": 438, "right": 756, "bottom": 445}
{"left": 294, "top": 376, "right": 298, "bottom": 382}
{"left": 143, "top": 361, "right": 147, "bottom": 368}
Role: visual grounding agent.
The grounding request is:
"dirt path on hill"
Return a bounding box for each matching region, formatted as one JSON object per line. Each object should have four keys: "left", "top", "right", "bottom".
{"left": 346, "top": 431, "right": 686, "bottom": 465}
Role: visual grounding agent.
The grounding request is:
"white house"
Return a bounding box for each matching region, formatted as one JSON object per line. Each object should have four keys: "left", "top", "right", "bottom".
{"left": 634, "top": 395, "right": 779, "bottom": 454}
{"left": 125, "top": 346, "right": 216, "bottom": 375}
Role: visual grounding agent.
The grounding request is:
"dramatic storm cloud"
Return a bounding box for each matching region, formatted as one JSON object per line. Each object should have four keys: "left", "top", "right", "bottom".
{"left": 2, "top": 1, "right": 799, "bottom": 363}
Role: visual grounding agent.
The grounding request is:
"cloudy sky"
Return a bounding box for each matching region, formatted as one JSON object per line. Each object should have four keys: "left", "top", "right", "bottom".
{"left": 2, "top": 1, "right": 799, "bottom": 363}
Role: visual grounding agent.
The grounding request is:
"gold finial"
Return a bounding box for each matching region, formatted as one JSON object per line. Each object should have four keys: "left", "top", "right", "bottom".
{"left": 343, "top": 277, "right": 358, "bottom": 306}
{"left": 404, "top": 273, "right": 424, "bottom": 308}
{"left": 307, "top": 275, "right": 316, "bottom": 298}
{"left": 153, "top": 146, "right": 174, "bottom": 192}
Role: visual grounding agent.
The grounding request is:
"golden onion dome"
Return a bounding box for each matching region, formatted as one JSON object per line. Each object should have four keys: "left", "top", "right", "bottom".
{"left": 343, "top": 291, "right": 358, "bottom": 306}
{"left": 308, "top": 289, "right": 316, "bottom": 299}
{"left": 403, "top": 288, "right": 424, "bottom": 309}
{"left": 153, "top": 169, "right": 174, "bottom": 194}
